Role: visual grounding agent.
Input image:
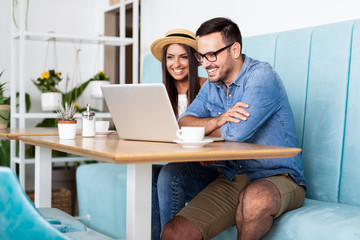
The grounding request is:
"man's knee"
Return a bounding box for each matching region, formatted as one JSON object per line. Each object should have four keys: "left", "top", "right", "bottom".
{"left": 237, "top": 180, "right": 281, "bottom": 221}
{"left": 161, "top": 216, "right": 202, "bottom": 240}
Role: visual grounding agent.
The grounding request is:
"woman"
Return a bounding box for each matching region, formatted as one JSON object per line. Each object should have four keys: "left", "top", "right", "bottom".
{"left": 150, "top": 29, "right": 219, "bottom": 240}
{"left": 150, "top": 28, "right": 206, "bottom": 118}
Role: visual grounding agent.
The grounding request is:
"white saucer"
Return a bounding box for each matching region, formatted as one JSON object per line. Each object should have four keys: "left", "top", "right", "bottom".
{"left": 95, "top": 130, "right": 116, "bottom": 137}
{"left": 173, "top": 139, "right": 214, "bottom": 148}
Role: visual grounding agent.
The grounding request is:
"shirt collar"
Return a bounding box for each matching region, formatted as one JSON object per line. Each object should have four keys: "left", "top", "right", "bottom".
{"left": 230, "top": 54, "right": 248, "bottom": 87}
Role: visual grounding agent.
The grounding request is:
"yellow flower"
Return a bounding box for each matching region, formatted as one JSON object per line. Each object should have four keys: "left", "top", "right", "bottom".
{"left": 74, "top": 103, "right": 79, "bottom": 108}
{"left": 41, "top": 71, "right": 50, "bottom": 79}
{"left": 98, "top": 71, "right": 105, "bottom": 75}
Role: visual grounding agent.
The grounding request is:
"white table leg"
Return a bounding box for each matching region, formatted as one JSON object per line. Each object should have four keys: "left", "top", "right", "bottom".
{"left": 34, "top": 146, "right": 52, "bottom": 208}
{"left": 126, "top": 163, "right": 152, "bottom": 240}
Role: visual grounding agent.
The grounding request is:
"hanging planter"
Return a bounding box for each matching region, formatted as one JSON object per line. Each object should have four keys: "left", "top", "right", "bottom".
{"left": 32, "top": 70, "right": 63, "bottom": 112}
{"left": 0, "top": 105, "right": 10, "bottom": 129}
{"left": 0, "top": 70, "right": 10, "bottom": 129}
{"left": 41, "top": 92, "right": 62, "bottom": 111}
{"left": 89, "top": 71, "right": 110, "bottom": 99}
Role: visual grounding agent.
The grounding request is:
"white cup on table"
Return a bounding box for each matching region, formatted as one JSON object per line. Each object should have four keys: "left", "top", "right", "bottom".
{"left": 95, "top": 121, "right": 110, "bottom": 132}
{"left": 176, "top": 127, "right": 205, "bottom": 142}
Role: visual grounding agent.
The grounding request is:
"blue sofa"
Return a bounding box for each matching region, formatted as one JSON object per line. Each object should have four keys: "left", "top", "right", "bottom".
{"left": 77, "top": 19, "right": 360, "bottom": 239}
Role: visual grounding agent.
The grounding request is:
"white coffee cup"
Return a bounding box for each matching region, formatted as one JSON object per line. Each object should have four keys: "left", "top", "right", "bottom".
{"left": 176, "top": 127, "right": 205, "bottom": 142}
{"left": 95, "top": 121, "right": 110, "bottom": 132}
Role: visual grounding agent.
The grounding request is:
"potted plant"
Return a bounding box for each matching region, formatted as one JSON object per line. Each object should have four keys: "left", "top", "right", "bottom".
{"left": 88, "top": 70, "right": 110, "bottom": 98}
{"left": 0, "top": 70, "right": 10, "bottom": 129}
{"left": 57, "top": 101, "right": 77, "bottom": 140}
{"left": 32, "top": 69, "right": 63, "bottom": 111}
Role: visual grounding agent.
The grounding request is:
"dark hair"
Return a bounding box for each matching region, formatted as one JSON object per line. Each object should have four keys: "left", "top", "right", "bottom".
{"left": 162, "top": 44, "right": 200, "bottom": 118}
{"left": 196, "top": 17, "right": 242, "bottom": 50}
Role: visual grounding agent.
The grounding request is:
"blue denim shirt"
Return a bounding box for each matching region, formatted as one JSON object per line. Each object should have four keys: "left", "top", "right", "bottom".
{"left": 179, "top": 55, "right": 307, "bottom": 188}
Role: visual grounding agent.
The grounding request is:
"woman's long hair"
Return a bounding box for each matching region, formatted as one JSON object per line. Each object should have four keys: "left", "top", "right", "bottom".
{"left": 162, "top": 44, "right": 200, "bottom": 118}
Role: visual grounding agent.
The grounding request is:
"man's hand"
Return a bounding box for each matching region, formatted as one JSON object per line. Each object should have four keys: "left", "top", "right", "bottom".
{"left": 179, "top": 101, "right": 250, "bottom": 135}
{"left": 216, "top": 101, "right": 250, "bottom": 128}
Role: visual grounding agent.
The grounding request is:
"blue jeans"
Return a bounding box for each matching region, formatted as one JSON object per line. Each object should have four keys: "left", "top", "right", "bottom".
{"left": 151, "top": 162, "right": 219, "bottom": 240}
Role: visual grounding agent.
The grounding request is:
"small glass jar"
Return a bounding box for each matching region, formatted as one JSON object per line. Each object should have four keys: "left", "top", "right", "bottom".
{"left": 82, "top": 104, "right": 95, "bottom": 137}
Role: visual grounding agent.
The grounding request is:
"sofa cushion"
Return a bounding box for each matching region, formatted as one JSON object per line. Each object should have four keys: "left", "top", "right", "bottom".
{"left": 264, "top": 198, "right": 360, "bottom": 240}
{"left": 340, "top": 21, "right": 360, "bottom": 206}
{"left": 38, "top": 208, "right": 87, "bottom": 233}
{"left": 76, "top": 163, "right": 127, "bottom": 239}
{"left": 213, "top": 198, "right": 360, "bottom": 240}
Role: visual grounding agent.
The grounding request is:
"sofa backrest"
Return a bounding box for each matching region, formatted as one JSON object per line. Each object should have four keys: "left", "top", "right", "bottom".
{"left": 141, "top": 19, "right": 360, "bottom": 207}
{"left": 243, "top": 19, "right": 360, "bottom": 207}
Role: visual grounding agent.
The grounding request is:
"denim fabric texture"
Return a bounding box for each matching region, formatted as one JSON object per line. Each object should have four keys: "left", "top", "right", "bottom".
{"left": 179, "top": 55, "right": 307, "bottom": 188}
{"left": 151, "top": 163, "right": 219, "bottom": 240}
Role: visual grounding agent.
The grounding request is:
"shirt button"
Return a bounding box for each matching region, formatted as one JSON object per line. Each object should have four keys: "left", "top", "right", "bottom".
{"left": 229, "top": 94, "right": 232, "bottom": 97}
{"left": 218, "top": 112, "right": 221, "bottom": 115}
{"left": 238, "top": 165, "right": 242, "bottom": 169}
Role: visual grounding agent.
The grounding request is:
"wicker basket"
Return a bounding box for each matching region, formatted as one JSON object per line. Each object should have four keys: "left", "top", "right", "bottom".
{"left": 26, "top": 188, "right": 72, "bottom": 215}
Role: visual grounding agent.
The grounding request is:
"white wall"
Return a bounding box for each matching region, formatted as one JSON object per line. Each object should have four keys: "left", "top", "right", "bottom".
{"left": 2, "top": 0, "right": 360, "bottom": 120}
{"left": 140, "top": 0, "right": 360, "bottom": 72}
{"left": 0, "top": 0, "right": 106, "bottom": 127}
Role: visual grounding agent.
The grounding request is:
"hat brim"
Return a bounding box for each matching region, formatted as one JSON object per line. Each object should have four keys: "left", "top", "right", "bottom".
{"left": 150, "top": 36, "right": 198, "bottom": 62}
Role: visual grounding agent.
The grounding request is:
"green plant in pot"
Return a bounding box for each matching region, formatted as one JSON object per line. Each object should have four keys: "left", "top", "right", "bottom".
{"left": 56, "top": 101, "right": 77, "bottom": 140}
{"left": 0, "top": 70, "right": 10, "bottom": 129}
{"left": 89, "top": 70, "right": 110, "bottom": 98}
{"left": 32, "top": 70, "right": 63, "bottom": 111}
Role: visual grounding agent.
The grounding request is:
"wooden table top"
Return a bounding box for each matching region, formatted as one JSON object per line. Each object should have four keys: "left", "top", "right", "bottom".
{"left": 0, "top": 128, "right": 60, "bottom": 140}
{"left": 19, "top": 135, "right": 302, "bottom": 164}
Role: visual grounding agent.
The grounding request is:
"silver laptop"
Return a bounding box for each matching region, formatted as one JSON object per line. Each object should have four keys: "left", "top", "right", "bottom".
{"left": 101, "top": 83, "right": 179, "bottom": 142}
{"left": 102, "top": 83, "right": 224, "bottom": 142}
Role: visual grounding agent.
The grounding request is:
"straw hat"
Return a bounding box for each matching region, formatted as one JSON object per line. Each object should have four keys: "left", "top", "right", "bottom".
{"left": 150, "top": 29, "right": 198, "bottom": 62}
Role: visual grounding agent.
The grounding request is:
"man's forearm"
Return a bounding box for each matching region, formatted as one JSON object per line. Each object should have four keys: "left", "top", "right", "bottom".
{"left": 179, "top": 115, "right": 219, "bottom": 136}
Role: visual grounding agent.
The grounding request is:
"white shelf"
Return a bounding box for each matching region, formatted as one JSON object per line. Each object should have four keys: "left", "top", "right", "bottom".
{"left": 12, "top": 156, "right": 94, "bottom": 165}
{"left": 10, "top": 0, "right": 139, "bottom": 189}
{"left": 104, "top": 0, "right": 135, "bottom": 13}
{"left": 12, "top": 31, "right": 134, "bottom": 47}
{"left": 13, "top": 112, "right": 112, "bottom": 119}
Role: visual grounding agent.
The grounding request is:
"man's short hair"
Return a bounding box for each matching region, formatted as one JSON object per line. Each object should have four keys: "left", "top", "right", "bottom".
{"left": 196, "top": 17, "right": 242, "bottom": 49}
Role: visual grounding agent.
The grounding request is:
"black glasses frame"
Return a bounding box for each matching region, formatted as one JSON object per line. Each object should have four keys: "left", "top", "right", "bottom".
{"left": 194, "top": 43, "right": 235, "bottom": 63}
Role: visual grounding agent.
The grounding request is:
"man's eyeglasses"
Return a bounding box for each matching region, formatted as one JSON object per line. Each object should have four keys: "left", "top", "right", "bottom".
{"left": 194, "top": 43, "right": 235, "bottom": 63}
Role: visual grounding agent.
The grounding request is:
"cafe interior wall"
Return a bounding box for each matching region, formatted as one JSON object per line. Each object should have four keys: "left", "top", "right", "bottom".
{"left": 0, "top": 0, "right": 104, "bottom": 129}
{"left": 140, "top": 0, "right": 360, "bottom": 79}
{"left": 0, "top": 0, "right": 104, "bottom": 192}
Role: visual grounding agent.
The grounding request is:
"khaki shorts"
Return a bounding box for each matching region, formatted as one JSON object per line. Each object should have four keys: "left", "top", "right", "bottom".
{"left": 177, "top": 173, "right": 305, "bottom": 240}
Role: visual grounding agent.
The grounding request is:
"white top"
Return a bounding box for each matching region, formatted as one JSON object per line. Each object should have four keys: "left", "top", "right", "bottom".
{"left": 177, "top": 94, "right": 188, "bottom": 118}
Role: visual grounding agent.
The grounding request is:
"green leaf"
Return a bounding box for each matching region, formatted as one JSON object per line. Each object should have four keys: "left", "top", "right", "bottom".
{"left": 0, "top": 140, "right": 10, "bottom": 166}
{"left": 36, "top": 118, "right": 57, "bottom": 128}
{"left": 62, "top": 78, "right": 93, "bottom": 104}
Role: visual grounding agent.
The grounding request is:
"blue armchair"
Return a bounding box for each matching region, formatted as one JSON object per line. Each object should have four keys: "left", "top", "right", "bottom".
{"left": 0, "top": 166, "right": 114, "bottom": 240}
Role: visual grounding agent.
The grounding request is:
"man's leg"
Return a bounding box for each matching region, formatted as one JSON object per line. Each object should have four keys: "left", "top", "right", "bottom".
{"left": 157, "top": 163, "right": 219, "bottom": 234}
{"left": 235, "top": 174, "right": 305, "bottom": 240}
{"left": 236, "top": 180, "right": 281, "bottom": 240}
{"left": 162, "top": 216, "right": 203, "bottom": 240}
{"left": 163, "top": 173, "right": 250, "bottom": 240}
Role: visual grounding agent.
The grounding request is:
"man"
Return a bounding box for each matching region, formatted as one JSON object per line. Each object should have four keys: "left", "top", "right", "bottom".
{"left": 161, "top": 17, "right": 307, "bottom": 240}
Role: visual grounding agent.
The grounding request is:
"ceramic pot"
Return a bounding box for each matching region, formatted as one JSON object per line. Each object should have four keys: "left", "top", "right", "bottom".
{"left": 41, "top": 92, "right": 62, "bottom": 111}
{"left": 89, "top": 81, "right": 110, "bottom": 98}
{"left": 58, "top": 120, "right": 77, "bottom": 140}
{"left": 0, "top": 105, "right": 10, "bottom": 129}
